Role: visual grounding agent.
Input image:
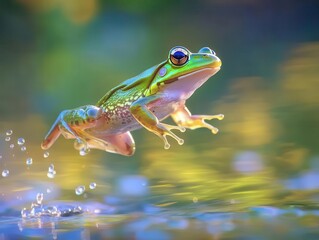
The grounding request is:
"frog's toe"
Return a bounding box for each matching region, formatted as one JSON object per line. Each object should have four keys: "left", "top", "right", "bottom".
{"left": 157, "top": 134, "right": 171, "bottom": 149}
{"left": 217, "top": 114, "right": 224, "bottom": 120}
{"left": 41, "top": 139, "right": 51, "bottom": 150}
{"left": 41, "top": 120, "right": 62, "bottom": 150}
{"left": 160, "top": 133, "right": 184, "bottom": 150}
{"left": 201, "top": 121, "right": 219, "bottom": 134}
{"left": 211, "top": 127, "right": 219, "bottom": 134}
{"left": 156, "top": 123, "right": 185, "bottom": 149}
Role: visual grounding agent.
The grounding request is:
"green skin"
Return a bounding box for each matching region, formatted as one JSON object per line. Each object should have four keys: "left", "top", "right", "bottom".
{"left": 41, "top": 46, "right": 224, "bottom": 156}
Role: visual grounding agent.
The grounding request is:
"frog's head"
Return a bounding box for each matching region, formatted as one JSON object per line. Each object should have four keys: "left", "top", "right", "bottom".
{"left": 146, "top": 46, "right": 222, "bottom": 99}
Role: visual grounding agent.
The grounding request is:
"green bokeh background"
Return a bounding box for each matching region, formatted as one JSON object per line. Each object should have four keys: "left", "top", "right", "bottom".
{"left": 1, "top": 0, "right": 319, "bottom": 210}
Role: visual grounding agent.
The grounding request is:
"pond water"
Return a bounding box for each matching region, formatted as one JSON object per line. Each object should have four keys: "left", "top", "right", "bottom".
{"left": 2, "top": 207, "right": 319, "bottom": 239}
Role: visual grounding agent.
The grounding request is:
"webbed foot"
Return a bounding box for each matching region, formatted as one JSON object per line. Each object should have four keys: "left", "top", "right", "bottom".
{"left": 171, "top": 106, "right": 224, "bottom": 134}
{"left": 154, "top": 123, "right": 185, "bottom": 149}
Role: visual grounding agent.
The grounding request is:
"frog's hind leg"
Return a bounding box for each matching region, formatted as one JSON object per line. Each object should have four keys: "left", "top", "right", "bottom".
{"left": 84, "top": 132, "right": 136, "bottom": 156}
{"left": 171, "top": 105, "right": 224, "bottom": 134}
{"left": 42, "top": 105, "right": 103, "bottom": 150}
{"left": 41, "top": 110, "right": 87, "bottom": 150}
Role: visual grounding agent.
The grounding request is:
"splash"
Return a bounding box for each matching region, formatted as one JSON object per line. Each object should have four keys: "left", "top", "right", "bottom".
{"left": 21, "top": 193, "right": 83, "bottom": 218}
{"left": 0, "top": 129, "right": 95, "bottom": 219}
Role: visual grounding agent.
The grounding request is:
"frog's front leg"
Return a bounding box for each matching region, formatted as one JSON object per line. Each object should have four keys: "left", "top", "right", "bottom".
{"left": 130, "top": 96, "right": 185, "bottom": 149}
{"left": 171, "top": 105, "right": 224, "bottom": 134}
{"left": 41, "top": 105, "right": 103, "bottom": 150}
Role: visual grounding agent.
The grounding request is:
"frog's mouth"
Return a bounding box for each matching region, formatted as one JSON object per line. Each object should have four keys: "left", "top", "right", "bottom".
{"left": 178, "top": 67, "right": 220, "bottom": 80}
{"left": 164, "top": 67, "right": 220, "bottom": 85}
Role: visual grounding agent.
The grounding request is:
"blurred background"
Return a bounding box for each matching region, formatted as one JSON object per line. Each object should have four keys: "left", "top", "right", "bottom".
{"left": 1, "top": 0, "right": 319, "bottom": 238}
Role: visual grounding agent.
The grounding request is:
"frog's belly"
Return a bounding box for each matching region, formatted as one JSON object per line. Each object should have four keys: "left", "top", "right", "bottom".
{"left": 88, "top": 102, "right": 178, "bottom": 136}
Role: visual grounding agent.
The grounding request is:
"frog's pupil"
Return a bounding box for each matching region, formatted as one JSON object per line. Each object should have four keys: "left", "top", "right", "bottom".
{"left": 173, "top": 51, "right": 185, "bottom": 59}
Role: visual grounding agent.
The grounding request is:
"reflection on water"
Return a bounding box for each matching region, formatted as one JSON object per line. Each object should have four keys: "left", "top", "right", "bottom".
{"left": 2, "top": 206, "right": 319, "bottom": 239}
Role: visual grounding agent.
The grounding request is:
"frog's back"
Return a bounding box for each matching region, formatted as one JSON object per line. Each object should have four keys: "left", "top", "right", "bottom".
{"left": 96, "top": 62, "right": 165, "bottom": 108}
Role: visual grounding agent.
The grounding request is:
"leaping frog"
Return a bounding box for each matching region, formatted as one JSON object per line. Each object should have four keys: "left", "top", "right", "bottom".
{"left": 41, "top": 46, "right": 224, "bottom": 156}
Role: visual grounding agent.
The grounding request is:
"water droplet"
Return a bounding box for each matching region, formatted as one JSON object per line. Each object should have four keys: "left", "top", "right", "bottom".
{"left": 21, "top": 146, "right": 26, "bottom": 151}
{"left": 193, "top": 197, "right": 198, "bottom": 203}
{"left": 2, "top": 169, "right": 9, "bottom": 177}
{"left": 47, "top": 171, "right": 56, "bottom": 179}
{"left": 21, "top": 208, "right": 27, "bottom": 218}
{"left": 46, "top": 188, "right": 51, "bottom": 193}
{"left": 6, "top": 130, "right": 13, "bottom": 136}
{"left": 26, "top": 157, "right": 33, "bottom": 165}
{"left": 43, "top": 151, "right": 49, "bottom": 158}
{"left": 79, "top": 148, "right": 90, "bottom": 156}
{"left": 48, "top": 164, "right": 54, "bottom": 172}
{"left": 9, "top": 144, "right": 14, "bottom": 149}
{"left": 36, "top": 193, "right": 43, "bottom": 205}
{"left": 89, "top": 182, "right": 97, "bottom": 189}
{"left": 74, "top": 139, "right": 86, "bottom": 150}
{"left": 17, "top": 138, "right": 25, "bottom": 145}
{"left": 5, "top": 137, "right": 10, "bottom": 142}
{"left": 75, "top": 185, "right": 85, "bottom": 195}
{"left": 47, "top": 163, "right": 56, "bottom": 178}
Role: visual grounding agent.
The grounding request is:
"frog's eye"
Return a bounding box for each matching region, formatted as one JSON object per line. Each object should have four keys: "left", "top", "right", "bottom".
{"left": 199, "top": 47, "right": 215, "bottom": 55}
{"left": 86, "top": 106, "right": 102, "bottom": 121}
{"left": 170, "top": 48, "right": 189, "bottom": 66}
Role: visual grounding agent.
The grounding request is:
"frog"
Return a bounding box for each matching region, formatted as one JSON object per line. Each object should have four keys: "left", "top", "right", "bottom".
{"left": 41, "top": 46, "right": 224, "bottom": 156}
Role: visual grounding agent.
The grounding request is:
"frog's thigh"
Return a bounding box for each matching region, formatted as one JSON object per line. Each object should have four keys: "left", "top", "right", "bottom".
{"left": 171, "top": 105, "right": 223, "bottom": 134}
{"left": 87, "top": 132, "right": 135, "bottom": 156}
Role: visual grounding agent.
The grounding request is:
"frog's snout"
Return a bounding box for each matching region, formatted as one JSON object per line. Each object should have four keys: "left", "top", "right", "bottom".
{"left": 210, "top": 56, "right": 222, "bottom": 69}
{"left": 199, "top": 47, "right": 221, "bottom": 68}
{"left": 216, "top": 57, "right": 222, "bottom": 68}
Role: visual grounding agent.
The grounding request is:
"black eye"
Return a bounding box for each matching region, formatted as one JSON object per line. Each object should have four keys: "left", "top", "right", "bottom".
{"left": 170, "top": 48, "right": 189, "bottom": 66}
